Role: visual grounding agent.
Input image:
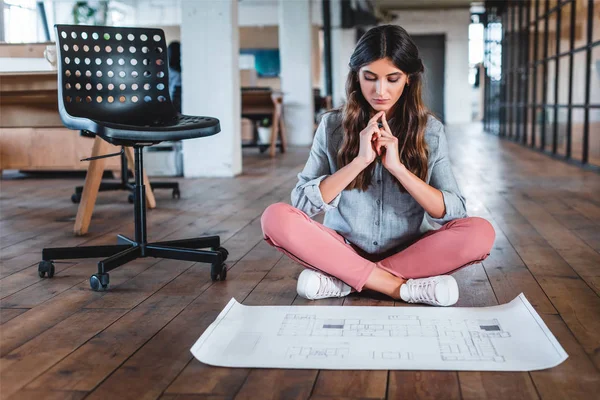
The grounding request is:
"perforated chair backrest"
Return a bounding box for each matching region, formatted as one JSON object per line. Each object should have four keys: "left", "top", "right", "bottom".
{"left": 55, "top": 24, "right": 176, "bottom": 128}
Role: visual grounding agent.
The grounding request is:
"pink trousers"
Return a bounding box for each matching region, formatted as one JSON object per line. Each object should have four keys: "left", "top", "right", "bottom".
{"left": 260, "top": 203, "right": 495, "bottom": 292}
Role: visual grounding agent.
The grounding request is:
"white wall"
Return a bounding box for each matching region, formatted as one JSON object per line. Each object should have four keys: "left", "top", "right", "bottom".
{"left": 330, "top": 0, "right": 357, "bottom": 108}
{"left": 390, "top": 8, "right": 472, "bottom": 124}
{"left": 133, "top": 0, "right": 180, "bottom": 26}
{"left": 238, "top": 0, "right": 322, "bottom": 27}
{"left": 0, "top": 1, "right": 4, "bottom": 42}
{"left": 181, "top": 0, "right": 241, "bottom": 177}
{"left": 279, "top": 0, "right": 314, "bottom": 146}
{"left": 51, "top": 0, "right": 136, "bottom": 27}
{"left": 126, "top": 0, "right": 323, "bottom": 27}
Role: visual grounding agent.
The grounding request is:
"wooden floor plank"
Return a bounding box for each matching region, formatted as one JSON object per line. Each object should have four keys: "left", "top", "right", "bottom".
{"left": 529, "top": 314, "right": 600, "bottom": 399}
{"left": 466, "top": 197, "right": 557, "bottom": 314}
{"left": 561, "top": 196, "right": 600, "bottom": 225}
{"left": 475, "top": 193, "right": 600, "bottom": 370}
{"left": 0, "top": 258, "right": 158, "bottom": 357}
{"left": 0, "top": 308, "right": 126, "bottom": 398}
{"left": 81, "top": 240, "right": 282, "bottom": 399}
{"left": 159, "top": 395, "right": 229, "bottom": 400}
{"left": 6, "top": 389, "right": 87, "bottom": 400}
{"left": 388, "top": 371, "right": 461, "bottom": 400}
{"left": 0, "top": 165, "right": 296, "bottom": 304}
{"left": 459, "top": 372, "right": 540, "bottom": 400}
{"left": 1, "top": 252, "right": 57, "bottom": 279}
{"left": 1, "top": 261, "right": 96, "bottom": 307}
{"left": 162, "top": 241, "right": 303, "bottom": 398}
{"left": 571, "top": 227, "right": 600, "bottom": 253}
{"left": 25, "top": 302, "right": 195, "bottom": 392}
{"left": 504, "top": 190, "right": 600, "bottom": 294}
{"left": 0, "top": 307, "right": 29, "bottom": 325}
{"left": 8, "top": 167, "right": 299, "bottom": 398}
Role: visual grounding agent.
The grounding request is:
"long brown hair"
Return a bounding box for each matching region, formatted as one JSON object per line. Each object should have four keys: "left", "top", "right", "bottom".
{"left": 337, "top": 25, "right": 430, "bottom": 192}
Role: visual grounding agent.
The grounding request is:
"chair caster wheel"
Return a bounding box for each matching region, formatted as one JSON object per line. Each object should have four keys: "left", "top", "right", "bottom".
{"left": 212, "top": 246, "right": 229, "bottom": 262}
{"left": 90, "top": 273, "right": 109, "bottom": 291}
{"left": 211, "top": 263, "right": 227, "bottom": 281}
{"left": 38, "top": 261, "right": 55, "bottom": 278}
{"left": 172, "top": 188, "right": 180, "bottom": 199}
{"left": 128, "top": 193, "right": 134, "bottom": 203}
{"left": 71, "top": 193, "right": 81, "bottom": 203}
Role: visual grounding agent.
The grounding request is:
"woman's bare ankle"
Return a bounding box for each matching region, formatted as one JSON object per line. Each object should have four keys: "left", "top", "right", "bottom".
{"left": 363, "top": 267, "right": 406, "bottom": 300}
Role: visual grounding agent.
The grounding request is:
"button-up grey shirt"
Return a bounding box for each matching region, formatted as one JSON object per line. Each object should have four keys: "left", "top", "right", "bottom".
{"left": 291, "top": 111, "right": 467, "bottom": 255}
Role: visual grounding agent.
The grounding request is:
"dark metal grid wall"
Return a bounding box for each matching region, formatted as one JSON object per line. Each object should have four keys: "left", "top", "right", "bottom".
{"left": 483, "top": 0, "right": 599, "bottom": 170}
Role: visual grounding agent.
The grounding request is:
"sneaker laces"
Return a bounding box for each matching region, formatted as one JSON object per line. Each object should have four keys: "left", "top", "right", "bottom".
{"left": 316, "top": 274, "right": 345, "bottom": 297}
{"left": 406, "top": 278, "right": 438, "bottom": 304}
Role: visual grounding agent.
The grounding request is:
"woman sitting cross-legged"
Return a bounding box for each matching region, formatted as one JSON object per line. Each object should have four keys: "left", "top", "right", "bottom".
{"left": 261, "top": 24, "right": 495, "bottom": 306}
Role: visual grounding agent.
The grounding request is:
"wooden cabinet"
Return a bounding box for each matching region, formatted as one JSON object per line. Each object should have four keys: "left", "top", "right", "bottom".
{"left": 0, "top": 70, "right": 120, "bottom": 173}
{"left": 0, "top": 127, "right": 121, "bottom": 172}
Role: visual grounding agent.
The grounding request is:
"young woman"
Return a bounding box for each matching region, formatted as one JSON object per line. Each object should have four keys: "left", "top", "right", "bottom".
{"left": 261, "top": 25, "right": 495, "bottom": 306}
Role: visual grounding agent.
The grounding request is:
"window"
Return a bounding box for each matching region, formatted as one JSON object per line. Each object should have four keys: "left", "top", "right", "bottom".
{"left": 483, "top": 0, "right": 600, "bottom": 167}
{"left": 3, "top": 0, "right": 45, "bottom": 43}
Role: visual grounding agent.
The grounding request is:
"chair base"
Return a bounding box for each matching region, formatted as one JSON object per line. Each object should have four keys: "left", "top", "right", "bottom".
{"left": 39, "top": 234, "right": 228, "bottom": 291}
{"left": 41, "top": 146, "right": 217, "bottom": 291}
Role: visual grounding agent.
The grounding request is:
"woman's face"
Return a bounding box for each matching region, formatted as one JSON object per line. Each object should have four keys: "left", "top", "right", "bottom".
{"left": 358, "top": 58, "right": 409, "bottom": 115}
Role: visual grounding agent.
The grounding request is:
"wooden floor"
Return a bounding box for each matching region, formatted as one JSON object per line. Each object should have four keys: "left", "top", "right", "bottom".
{"left": 1, "top": 123, "right": 599, "bottom": 399}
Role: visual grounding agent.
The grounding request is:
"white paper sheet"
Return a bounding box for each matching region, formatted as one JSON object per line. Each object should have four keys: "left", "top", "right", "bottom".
{"left": 190, "top": 294, "right": 567, "bottom": 371}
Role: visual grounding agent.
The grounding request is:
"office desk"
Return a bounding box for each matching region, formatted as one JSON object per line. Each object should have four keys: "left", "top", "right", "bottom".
{"left": 0, "top": 70, "right": 156, "bottom": 235}
{"left": 0, "top": 71, "right": 123, "bottom": 172}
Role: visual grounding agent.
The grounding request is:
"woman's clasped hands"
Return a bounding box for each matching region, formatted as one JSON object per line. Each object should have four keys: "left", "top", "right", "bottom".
{"left": 356, "top": 111, "right": 404, "bottom": 174}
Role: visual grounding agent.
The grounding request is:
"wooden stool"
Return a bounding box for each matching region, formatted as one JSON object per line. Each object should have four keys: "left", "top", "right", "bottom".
{"left": 74, "top": 136, "right": 156, "bottom": 236}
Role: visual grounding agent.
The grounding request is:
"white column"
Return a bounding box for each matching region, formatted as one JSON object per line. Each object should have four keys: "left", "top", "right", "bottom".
{"left": 181, "top": 0, "right": 241, "bottom": 177}
{"left": 330, "top": 0, "right": 356, "bottom": 108}
{"left": 279, "top": 0, "right": 314, "bottom": 146}
{"left": 0, "top": 1, "right": 5, "bottom": 42}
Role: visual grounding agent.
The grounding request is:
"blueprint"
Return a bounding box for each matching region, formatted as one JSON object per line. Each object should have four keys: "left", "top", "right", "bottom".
{"left": 190, "top": 294, "right": 567, "bottom": 371}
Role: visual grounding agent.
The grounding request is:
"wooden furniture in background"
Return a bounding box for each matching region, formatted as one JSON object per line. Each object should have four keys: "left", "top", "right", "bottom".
{"left": 0, "top": 71, "right": 122, "bottom": 172}
{"left": 0, "top": 69, "right": 156, "bottom": 236}
{"left": 241, "top": 88, "right": 287, "bottom": 157}
{"left": 0, "top": 42, "right": 50, "bottom": 58}
{"left": 269, "top": 92, "right": 287, "bottom": 157}
{"left": 73, "top": 139, "right": 157, "bottom": 236}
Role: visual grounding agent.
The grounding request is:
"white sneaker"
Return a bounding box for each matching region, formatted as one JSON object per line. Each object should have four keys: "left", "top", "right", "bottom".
{"left": 399, "top": 275, "right": 459, "bottom": 306}
{"left": 296, "top": 269, "right": 352, "bottom": 300}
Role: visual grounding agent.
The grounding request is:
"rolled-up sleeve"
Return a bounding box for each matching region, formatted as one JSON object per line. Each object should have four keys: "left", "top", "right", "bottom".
{"left": 427, "top": 125, "right": 468, "bottom": 224}
{"left": 291, "top": 115, "right": 342, "bottom": 217}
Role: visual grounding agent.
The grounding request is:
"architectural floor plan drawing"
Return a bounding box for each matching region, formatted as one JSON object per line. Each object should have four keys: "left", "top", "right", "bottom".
{"left": 190, "top": 294, "right": 568, "bottom": 371}
{"left": 278, "top": 313, "right": 510, "bottom": 363}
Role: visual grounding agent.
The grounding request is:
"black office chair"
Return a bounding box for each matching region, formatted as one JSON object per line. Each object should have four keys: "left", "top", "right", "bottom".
{"left": 38, "top": 24, "right": 228, "bottom": 290}
{"left": 70, "top": 131, "right": 180, "bottom": 204}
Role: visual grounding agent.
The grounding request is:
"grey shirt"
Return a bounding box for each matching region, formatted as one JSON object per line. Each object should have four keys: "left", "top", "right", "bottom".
{"left": 291, "top": 111, "right": 467, "bottom": 255}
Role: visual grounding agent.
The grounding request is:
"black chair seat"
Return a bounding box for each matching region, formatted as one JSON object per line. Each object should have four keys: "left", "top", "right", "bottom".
{"left": 90, "top": 114, "right": 220, "bottom": 145}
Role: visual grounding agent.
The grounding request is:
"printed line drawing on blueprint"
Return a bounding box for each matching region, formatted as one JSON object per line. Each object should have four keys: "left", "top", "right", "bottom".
{"left": 371, "top": 351, "right": 413, "bottom": 360}
{"left": 286, "top": 347, "right": 349, "bottom": 360}
{"left": 279, "top": 314, "right": 511, "bottom": 362}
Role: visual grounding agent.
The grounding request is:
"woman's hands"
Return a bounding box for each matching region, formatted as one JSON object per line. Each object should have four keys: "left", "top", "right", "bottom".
{"left": 375, "top": 112, "right": 405, "bottom": 175}
{"left": 353, "top": 111, "right": 405, "bottom": 175}
{"left": 354, "top": 111, "right": 384, "bottom": 167}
